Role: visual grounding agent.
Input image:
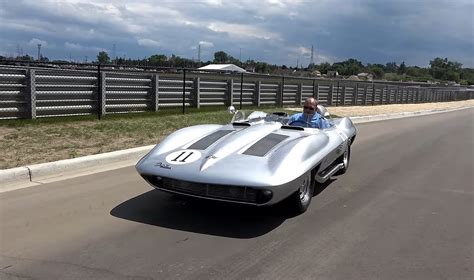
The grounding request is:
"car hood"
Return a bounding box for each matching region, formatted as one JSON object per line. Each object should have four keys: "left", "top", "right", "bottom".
{"left": 136, "top": 122, "right": 335, "bottom": 187}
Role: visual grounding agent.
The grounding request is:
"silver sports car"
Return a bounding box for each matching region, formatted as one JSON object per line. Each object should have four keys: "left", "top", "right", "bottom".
{"left": 136, "top": 106, "right": 357, "bottom": 214}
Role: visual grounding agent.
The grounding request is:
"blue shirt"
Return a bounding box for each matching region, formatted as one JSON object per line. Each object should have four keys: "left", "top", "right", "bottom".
{"left": 288, "top": 113, "right": 331, "bottom": 129}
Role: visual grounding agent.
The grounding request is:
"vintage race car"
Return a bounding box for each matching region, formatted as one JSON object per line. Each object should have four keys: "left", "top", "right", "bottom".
{"left": 136, "top": 106, "right": 357, "bottom": 214}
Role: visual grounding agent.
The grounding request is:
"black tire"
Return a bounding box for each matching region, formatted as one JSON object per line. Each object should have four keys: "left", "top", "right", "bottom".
{"left": 287, "top": 171, "right": 314, "bottom": 215}
{"left": 335, "top": 141, "right": 351, "bottom": 175}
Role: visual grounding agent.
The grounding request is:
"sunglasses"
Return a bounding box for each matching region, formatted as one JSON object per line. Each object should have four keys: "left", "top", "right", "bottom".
{"left": 303, "top": 106, "right": 315, "bottom": 111}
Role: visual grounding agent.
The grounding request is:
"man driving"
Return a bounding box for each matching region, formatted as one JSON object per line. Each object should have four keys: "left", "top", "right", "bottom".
{"left": 288, "top": 97, "right": 331, "bottom": 129}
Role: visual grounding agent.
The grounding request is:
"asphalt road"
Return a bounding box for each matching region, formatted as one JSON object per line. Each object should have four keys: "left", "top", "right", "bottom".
{"left": 1, "top": 108, "right": 473, "bottom": 280}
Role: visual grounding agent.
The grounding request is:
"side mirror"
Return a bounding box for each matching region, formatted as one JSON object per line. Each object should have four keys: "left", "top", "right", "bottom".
{"left": 227, "top": 106, "right": 236, "bottom": 114}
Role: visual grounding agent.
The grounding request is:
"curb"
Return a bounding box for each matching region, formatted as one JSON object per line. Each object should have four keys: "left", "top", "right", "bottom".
{"left": 1, "top": 106, "right": 472, "bottom": 192}
{"left": 0, "top": 145, "right": 154, "bottom": 192}
{"left": 349, "top": 106, "right": 471, "bottom": 124}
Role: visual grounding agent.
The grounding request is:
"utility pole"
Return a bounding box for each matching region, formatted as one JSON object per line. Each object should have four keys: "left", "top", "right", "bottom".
{"left": 239, "top": 48, "right": 242, "bottom": 63}
{"left": 198, "top": 43, "right": 201, "bottom": 65}
{"left": 112, "top": 43, "right": 116, "bottom": 64}
{"left": 310, "top": 45, "right": 314, "bottom": 65}
{"left": 37, "top": 44, "right": 42, "bottom": 61}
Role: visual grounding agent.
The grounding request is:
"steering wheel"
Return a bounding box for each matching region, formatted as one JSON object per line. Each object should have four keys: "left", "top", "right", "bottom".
{"left": 288, "top": 120, "right": 313, "bottom": 127}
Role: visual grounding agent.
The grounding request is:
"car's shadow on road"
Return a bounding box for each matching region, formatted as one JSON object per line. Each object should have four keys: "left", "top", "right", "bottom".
{"left": 110, "top": 179, "right": 335, "bottom": 239}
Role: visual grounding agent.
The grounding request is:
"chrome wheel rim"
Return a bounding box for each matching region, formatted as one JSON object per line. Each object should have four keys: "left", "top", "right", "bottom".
{"left": 342, "top": 149, "right": 349, "bottom": 168}
{"left": 299, "top": 174, "right": 311, "bottom": 203}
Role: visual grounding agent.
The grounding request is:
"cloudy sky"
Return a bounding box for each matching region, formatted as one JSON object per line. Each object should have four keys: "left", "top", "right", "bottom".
{"left": 1, "top": 0, "right": 473, "bottom": 67}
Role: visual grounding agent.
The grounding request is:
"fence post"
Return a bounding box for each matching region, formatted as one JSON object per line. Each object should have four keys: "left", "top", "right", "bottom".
{"left": 239, "top": 73, "right": 244, "bottom": 110}
{"left": 371, "top": 84, "right": 376, "bottom": 105}
{"left": 363, "top": 84, "right": 368, "bottom": 105}
{"left": 100, "top": 71, "right": 106, "bottom": 117}
{"left": 182, "top": 69, "right": 186, "bottom": 114}
{"left": 341, "top": 84, "right": 346, "bottom": 106}
{"left": 314, "top": 81, "right": 319, "bottom": 101}
{"left": 277, "top": 76, "right": 284, "bottom": 107}
{"left": 328, "top": 83, "right": 334, "bottom": 106}
{"left": 353, "top": 83, "right": 358, "bottom": 105}
{"left": 387, "top": 87, "right": 391, "bottom": 104}
{"left": 26, "top": 69, "right": 36, "bottom": 119}
{"left": 395, "top": 86, "right": 399, "bottom": 103}
{"left": 194, "top": 77, "right": 200, "bottom": 109}
{"left": 254, "top": 80, "right": 261, "bottom": 107}
{"left": 151, "top": 74, "right": 159, "bottom": 112}
{"left": 379, "top": 86, "right": 384, "bottom": 104}
{"left": 97, "top": 64, "right": 102, "bottom": 119}
{"left": 226, "top": 79, "right": 234, "bottom": 106}
{"left": 296, "top": 83, "right": 303, "bottom": 106}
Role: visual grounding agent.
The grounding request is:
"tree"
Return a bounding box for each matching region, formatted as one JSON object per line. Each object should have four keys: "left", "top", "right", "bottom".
{"left": 97, "top": 51, "right": 110, "bottom": 64}
{"left": 398, "top": 61, "right": 406, "bottom": 74}
{"left": 367, "top": 64, "right": 384, "bottom": 79}
{"left": 255, "top": 62, "right": 270, "bottom": 73}
{"left": 429, "top": 57, "right": 463, "bottom": 81}
{"left": 148, "top": 54, "right": 168, "bottom": 66}
{"left": 385, "top": 62, "right": 398, "bottom": 73}
{"left": 316, "top": 62, "right": 331, "bottom": 74}
{"left": 214, "top": 51, "right": 229, "bottom": 63}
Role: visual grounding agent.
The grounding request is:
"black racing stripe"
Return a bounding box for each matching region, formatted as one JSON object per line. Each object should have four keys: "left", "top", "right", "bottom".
{"left": 188, "top": 130, "right": 233, "bottom": 150}
{"left": 243, "top": 133, "right": 289, "bottom": 157}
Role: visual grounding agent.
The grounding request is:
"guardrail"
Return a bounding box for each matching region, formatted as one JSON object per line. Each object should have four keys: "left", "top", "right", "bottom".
{"left": 0, "top": 64, "right": 472, "bottom": 119}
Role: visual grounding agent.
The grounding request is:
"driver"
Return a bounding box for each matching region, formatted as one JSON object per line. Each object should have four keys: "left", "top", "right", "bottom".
{"left": 288, "top": 97, "right": 330, "bottom": 129}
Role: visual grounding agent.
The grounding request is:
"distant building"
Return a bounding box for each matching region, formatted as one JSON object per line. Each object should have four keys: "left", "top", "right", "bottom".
{"left": 357, "top": 72, "right": 373, "bottom": 81}
{"left": 198, "top": 64, "right": 246, "bottom": 73}
{"left": 311, "top": 70, "right": 322, "bottom": 77}
{"left": 327, "top": 71, "right": 339, "bottom": 77}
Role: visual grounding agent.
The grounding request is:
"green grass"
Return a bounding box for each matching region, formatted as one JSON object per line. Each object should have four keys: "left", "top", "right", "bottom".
{"left": 0, "top": 105, "right": 297, "bottom": 169}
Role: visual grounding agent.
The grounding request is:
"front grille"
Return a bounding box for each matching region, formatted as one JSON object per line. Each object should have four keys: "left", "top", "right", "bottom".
{"left": 142, "top": 175, "right": 270, "bottom": 204}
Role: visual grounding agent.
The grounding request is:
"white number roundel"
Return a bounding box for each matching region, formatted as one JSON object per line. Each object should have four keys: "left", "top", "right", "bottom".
{"left": 165, "top": 150, "right": 201, "bottom": 165}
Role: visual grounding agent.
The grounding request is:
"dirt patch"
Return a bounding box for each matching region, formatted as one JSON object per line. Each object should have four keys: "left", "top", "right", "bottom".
{"left": 286, "top": 100, "right": 474, "bottom": 117}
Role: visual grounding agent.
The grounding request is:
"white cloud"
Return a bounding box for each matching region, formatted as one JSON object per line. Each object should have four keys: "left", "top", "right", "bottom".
{"left": 296, "top": 46, "right": 311, "bottom": 56}
{"left": 137, "top": 38, "right": 160, "bottom": 48}
{"left": 204, "top": 0, "right": 223, "bottom": 6}
{"left": 29, "top": 38, "right": 48, "bottom": 47}
{"left": 207, "top": 22, "right": 281, "bottom": 40}
{"left": 199, "top": 41, "right": 214, "bottom": 48}
{"left": 64, "top": 42, "right": 104, "bottom": 52}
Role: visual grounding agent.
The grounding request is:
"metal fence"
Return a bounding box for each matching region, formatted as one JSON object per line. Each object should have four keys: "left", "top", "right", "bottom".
{"left": 0, "top": 63, "right": 472, "bottom": 120}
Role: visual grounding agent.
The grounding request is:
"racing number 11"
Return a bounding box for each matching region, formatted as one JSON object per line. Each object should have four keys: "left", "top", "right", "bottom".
{"left": 172, "top": 151, "right": 194, "bottom": 162}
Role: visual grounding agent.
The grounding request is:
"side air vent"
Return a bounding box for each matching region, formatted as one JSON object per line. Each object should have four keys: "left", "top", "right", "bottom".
{"left": 232, "top": 122, "right": 251, "bottom": 127}
{"left": 281, "top": 125, "right": 304, "bottom": 131}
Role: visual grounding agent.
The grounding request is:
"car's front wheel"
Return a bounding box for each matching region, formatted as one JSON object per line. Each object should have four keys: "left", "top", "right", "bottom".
{"left": 335, "top": 140, "right": 351, "bottom": 175}
{"left": 287, "top": 171, "right": 314, "bottom": 214}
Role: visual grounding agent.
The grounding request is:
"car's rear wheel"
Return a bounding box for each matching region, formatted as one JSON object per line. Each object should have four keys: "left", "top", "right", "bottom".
{"left": 335, "top": 140, "right": 351, "bottom": 175}
{"left": 288, "top": 171, "right": 314, "bottom": 214}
